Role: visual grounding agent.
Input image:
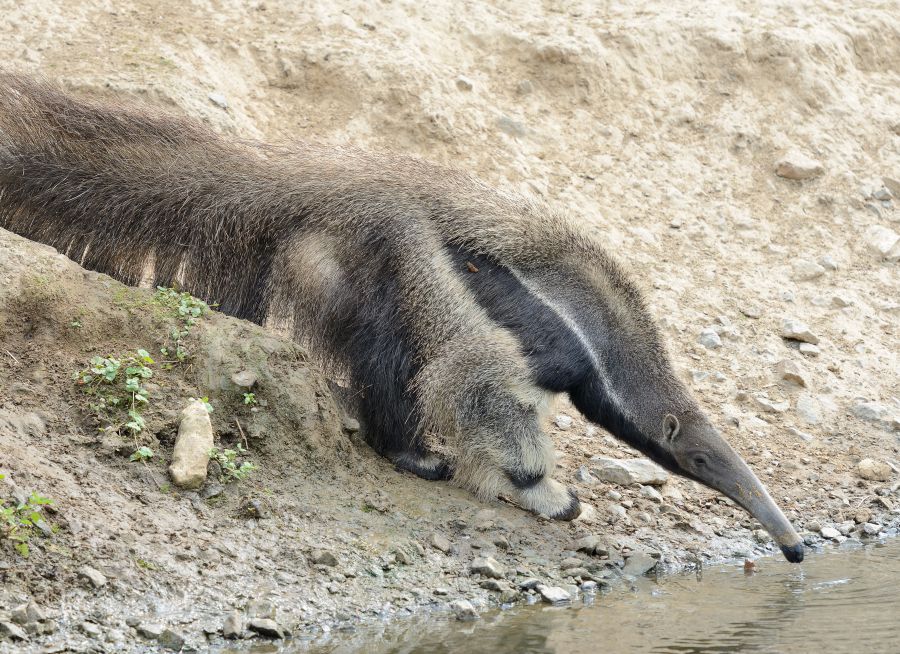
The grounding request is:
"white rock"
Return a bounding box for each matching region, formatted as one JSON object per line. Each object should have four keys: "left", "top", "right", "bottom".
{"left": 862, "top": 522, "right": 882, "bottom": 536}
{"left": 795, "top": 392, "right": 821, "bottom": 425}
{"left": 781, "top": 319, "right": 819, "bottom": 344}
{"left": 740, "top": 305, "right": 763, "bottom": 319}
{"left": 470, "top": 556, "right": 505, "bottom": 579}
{"left": 230, "top": 370, "right": 257, "bottom": 388}
{"left": 776, "top": 359, "right": 810, "bottom": 387}
{"left": 852, "top": 402, "right": 890, "bottom": 423}
{"left": 207, "top": 92, "right": 228, "bottom": 109}
{"left": 554, "top": 414, "right": 574, "bottom": 430}
{"left": 799, "top": 343, "right": 820, "bottom": 357}
{"left": 169, "top": 400, "right": 214, "bottom": 489}
{"left": 792, "top": 259, "right": 825, "bottom": 281}
{"left": 590, "top": 457, "right": 669, "bottom": 486}
{"left": 574, "top": 465, "right": 595, "bottom": 484}
{"left": 863, "top": 225, "right": 900, "bottom": 260}
{"left": 455, "top": 76, "right": 473, "bottom": 91}
{"left": 856, "top": 458, "right": 892, "bottom": 482}
{"left": 818, "top": 255, "right": 838, "bottom": 270}
{"left": 449, "top": 599, "right": 479, "bottom": 620}
{"left": 536, "top": 584, "right": 571, "bottom": 604}
{"left": 775, "top": 151, "right": 823, "bottom": 180}
{"left": 698, "top": 328, "right": 722, "bottom": 349}
{"left": 820, "top": 526, "right": 841, "bottom": 539}
{"left": 755, "top": 396, "right": 789, "bottom": 413}
{"left": 639, "top": 485, "right": 663, "bottom": 503}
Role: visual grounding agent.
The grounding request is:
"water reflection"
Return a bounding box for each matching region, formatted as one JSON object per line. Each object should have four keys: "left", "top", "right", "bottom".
{"left": 245, "top": 540, "right": 900, "bottom": 654}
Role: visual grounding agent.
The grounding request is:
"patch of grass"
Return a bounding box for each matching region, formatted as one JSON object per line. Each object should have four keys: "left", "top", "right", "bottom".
{"left": 242, "top": 392, "right": 257, "bottom": 406}
{"left": 129, "top": 446, "right": 154, "bottom": 462}
{"left": 1, "top": 476, "right": 54, "bottom": 559}
{"left": 73, "top": 349, "right": 155, "bottom": 441}
{"left": 209, "top": 444, "right": 256, "bottom": 482}
{"left": 153, "top": 287, "right": 211, "bottom": 366}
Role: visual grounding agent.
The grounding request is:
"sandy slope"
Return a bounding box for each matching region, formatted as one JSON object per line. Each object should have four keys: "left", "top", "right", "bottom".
{"left": 0, "top": 0, "right": 898, "bottom": 650}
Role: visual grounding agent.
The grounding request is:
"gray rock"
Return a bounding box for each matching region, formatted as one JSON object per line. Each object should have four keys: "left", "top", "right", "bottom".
{"left": 574, "top": 465, "right": 595, "bottom": 484}
{"left": 430, "top": 532, "right": 452, "bottom": 554}
{"left": 740, "top": 305, "right": 763, "bottom": 319}
{"left": 230, "top": 370, "right": 257, "bottom": 388}
{"left": 581, "top": 580, "right": 599, "bottom": 592}
{"left": 698, "top": 328, "right": 722, "bottom": 349}
{"left": 310, "top": 549, "right": 338, "bottom": 566}
{"left": 223, "top": 612, "right": 242, "bottom": 639}
{"left": 799, "top": 343, "right": 821, "bottom": 357}
{"left": 200, "top": 482, "right": 225, "bottom": 499}
{"left": 169, "top": 399, "right": 214, "bottom": 489}
{"left": 137, "top": 623, "right": 165, "bottom": 639}
{"left": 590, "top": 457, "right": 669, "bottom": 486}
{"left": 569, "top": 535, "right": 610, "bottom": 557}
{"left": 775, "top": 151, "right": 823, "bottom": 180}
{"left": 776, "top": 359, "right": 810, "bottom": 387}
{"left": 622, "top": 552, "right": 659, "bottom": 576}
{"left": 818, "top": 255, "right": 838, "bottom": 270}
{"left": 639, "top": 485, "right": 663, "bottom": 503}
{"left": 862, "top": 523, "right": 882, "bottom": 536}
{"left": 248, "top": 618, "right": 286, "bottom": 639}
{"left": 781, "top": 319, "right": 819, "bottom": 344}
{"left": 792, "top": 259, "right": 825, "bottom": 281}
{"left": 248, "top": 600, "right": 276, "bottom": 620}
{"left": 471, "top": 556, "right": 505, "bottom": 579}
{"left": 496, "top": 116, "right": 526, "bottom": 138}
{"left": 77, "top": 565, "right": 107, "bottom": 588}
{"left": 820, "top": 526, "right": 841, "bottom": 539}
{"left": 537, "top": 584, "right": 571, "bottom": 604}
{"left": 10, "top": 601, "right": 44, "bottom": 625}
{"left": 606, "top": 489, "right": 622, "bottom": 501}
{"left": 863, "top": 225, "right": 900, "bottom": 259}
{"left": 0, "top": 621, "right": 28, "bottom": 640}
{"left": 518, "top": 577, "right": 542, "bottom": 590}
{"left": 554, "top": 414, "right": 574, "bottom": 430}
{"left": 342, "top": 417, "right": 360, "bottom": 433}
{"left": 852, "top": 402, "right": 894, "bottom": 425}
{"left": 158, "top": 628, "right": 186, "bottom": 651}
{"left": 455, "top": 76, "right": 473, "bottom": 92}
{"left": 449, "top": 599, "right": 479, "bottom": 620}
{"left": 754, "top": 396, "right": 790, "bottom": 414}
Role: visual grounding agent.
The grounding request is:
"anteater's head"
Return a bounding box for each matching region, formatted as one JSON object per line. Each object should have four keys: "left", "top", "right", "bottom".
{"left": 656, "top": 412, "right": 805, "bottom": 563}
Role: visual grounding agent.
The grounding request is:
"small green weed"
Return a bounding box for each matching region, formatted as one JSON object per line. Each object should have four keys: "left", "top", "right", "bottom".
{"left": 153, "top": 287, "right": 210, "bottom": 365}
{"left": 209, "top": 444, "right": 256, "bottom": 482}
{"left": 190, "top": 396, "right": 214, "bottom": 413}
{"left": 1, "top": 484, "right": 54, "bottom": 559}
{"left": 130, "top": 446, "right": 154, "bottom": 462}
{"left": 242, "top": 392, "right": 257, "bottom": 406}
{"left": 74, "top": 349, "right": 154, "bottom": 438}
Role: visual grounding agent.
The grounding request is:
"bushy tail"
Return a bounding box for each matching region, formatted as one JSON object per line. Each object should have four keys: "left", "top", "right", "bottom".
{"left": 0, "top": 73, "right": 290, "bottom": 323}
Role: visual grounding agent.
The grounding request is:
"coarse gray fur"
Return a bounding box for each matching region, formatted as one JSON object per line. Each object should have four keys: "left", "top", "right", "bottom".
{"left": 0, "top": 74, "right": 805, "bottom": 559}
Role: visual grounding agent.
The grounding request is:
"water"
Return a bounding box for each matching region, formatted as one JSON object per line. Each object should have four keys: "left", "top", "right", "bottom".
{"left": 280, "top": 539, "right": 900, "bottom": 654}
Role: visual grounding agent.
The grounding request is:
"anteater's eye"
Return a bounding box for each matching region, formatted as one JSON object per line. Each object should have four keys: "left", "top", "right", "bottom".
{"left": 693, "top": 455, "right": 707, "bottom": 468}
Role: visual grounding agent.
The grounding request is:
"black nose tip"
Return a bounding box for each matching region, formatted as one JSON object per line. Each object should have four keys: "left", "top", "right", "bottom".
{"left": 780, "top": 543, "right": 805, "bottom": 563}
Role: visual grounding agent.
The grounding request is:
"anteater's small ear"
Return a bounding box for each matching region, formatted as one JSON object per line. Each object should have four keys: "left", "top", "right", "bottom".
{"left": 663, "top": 414, "right": 680, "bottom": 441}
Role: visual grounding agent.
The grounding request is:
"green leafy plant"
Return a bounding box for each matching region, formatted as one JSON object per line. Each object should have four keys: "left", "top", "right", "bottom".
{"left": 190, "top": 396, "right": 214, "bottom": 413}
{"left": 242, "top": 392, "right": 257, "bottom": 406}
{"left": 74, "top": 349, "right": 154, "bottom": 438}
{"left": 130, "top": 446, "right": 154, "bottom": 462}
{"left": 153, "top": 287, "right": 210, "bottom": 365}
{"left": 209, "top": 444, "right": 256, "bottom": 482}
{"left": 2, "top": 490, "right": 54, "bottom": 558}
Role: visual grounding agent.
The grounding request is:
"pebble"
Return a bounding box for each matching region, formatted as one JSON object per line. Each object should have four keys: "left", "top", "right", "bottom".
{"left": 862, "top": 523, "right": 882, "bottom": 536}
{"left": 449, "top": 599, "right": 479, "bottom": 620}
{"left": 774, "top": 150, "right": 824, "bottom": 180}
{"left": 622, "top": 551, "right": 659, "bottom": 576}
{"left": 853, "top": 508, "right": 872, "bottom": 524}
{"left": 852, "top": 402, "right": 893, "bottom": 425}
{"left": 791, "top": 259, "right": 825, "bottom": 281}
{"left": 776, "top": 359, "right": 810, "bottom": 387}
{"left": 470, "top": 556, "right": 505, "bottom": 579}
{"left": 248, "top": 618, "right": 286, "bottom": 639}
{"left": 606, "top": 490, "right": 622, "bottom": 501}
{"left": 10, "top": 601, "right": 44, "bottom": 625}
{"left": 754, "top": 396, "right": 789, "bottom": 413}
{"left": 574, "top": 465, "right": 595, "bottom": 484}
{"left": 77, "top": 565, "right": 107, "bottom": 588}
{"left": 820, "top": 526, "right": 841, "bottom": 539}
{"left": 310, "top": 549, "right": 338, "bottom": 566}
{"left": 781, "top": 319, "right": 819, "bottom": 344}
{"left": 430, "top": 532, "right": 452, "bottom": 554}
{"left": 455, "top": 76, "right": 473, "bottom": 91}
{"left": 554, "top": 414, "right": 574, "bottom": 430}
{"left": 207, "top": 92, "right": 228, "bottom": 110}
{"left": 223, "top": 612, "right": 243, "bottom": 639}
{"left": 580, "top": 580, "right": 598, "bottom": 593}
{"left": 863, "top": 225, "right": 900, "bottom": 260}
{"left": 169, "top": 399, "right": 214, "bottom": 489}
{"left": 856, "top": 458, "right": 892, "bottom": 482}
{"left": 698, "top": 328, "right": 722, "bottom": 349}
{"left": 740, "top": 305, "right": 762, "bottom": 319}
{"left": 536, "top": 584, "right": 571, "bottom": 604}
{"left": 158, "top": 628, "right": 186, "bottom": 650}
{"left": 639, "top": 485, "right": 663, "bottom": 503}
{"left": 342, "top": 417, "right": 360, "bottom": 433}
{"left": 230, "top": 370, "right": 257, "bottom": 388}
{"left": 799, "top": 343, "right": 820, "bottom": 357}
{"left": 818, "top": 255, "right": 838, "bottom": 270}
{"left": 590, "top": 457, "right": 669, "bottom": 486}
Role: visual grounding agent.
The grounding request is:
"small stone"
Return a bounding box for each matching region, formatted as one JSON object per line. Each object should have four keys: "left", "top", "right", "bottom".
{"left": 10, "top": 601, "right": 44, "bottom": 625}
{"left": 754, "top": 396, "right": 789, "bottom": 413}
{"left": 200, "top": 482, "right": 225, "bottom": 500}
{"left": 820, "top": 526, "right": 841, "bottom": 539}
{"left": 606, "top": 490, "right": 622, "bottom": 501}
{"left": 342, "top": 417, "right": 360, "bottom": 433}
{"left": 795, "top": 392, "right": 821, "bottom": 425}
{"left": 310, "top": 549, "right": 338, "bottom": 567}
{"left": 230, "top": 370, "right": 257, "bottom": 388}
{"left": 781, "top": 319, "right": 819, "bottom": 344}
{"left": 853, "top": 508, "right": 872, "bottom": 524}
{"left": 248, "top": 618, "right": 286, "bottom": 639}
{"left": 449, "top": 599, "right": 479, "bottom": 620}
{"left": 455, "top": 76, "right": 473, "bottom": 91}
{"left": 776, "top": 360, "right": 810, "bottom": 387}
{"left": 799, "top": 343, "right": 820, "bottom": 357}
{"left": 554, "top": 414, "right": 574, "bottom": 430}
{"left": 536, "top": 584, "right": 571, "bottom": 604}
{"left": 818, "top": 255, "right": 838, "bottom": 270}
{"left": 852, "top": 402, "right": 892, "bottom": 424}
{"left": 518, "top": 578, "right": 542, "bottom": 590}
{"left": 698, "top": 328, "right": 722, "bottom": 349}
{"left": 856, "top": 458, "right": 892, "bottom": 482}
{"left": 590, "top": 457, "right": 669, "bottom": 486}
{"left": 753, "top": 529, "right": 770, "bottom": 543}
{"left": 863, "top": 225, "right": 900, "bottom": 259}
{"left": 169, "top": 399, "right": 214, "bottom": 489}
{"left": 574, "top": 465, "right": 595, "bottom": 484}
{"left": 807, "top": 520, "right": 822, "bottom": 532}
{"left": 580, "top": 580, "right": 599, "bottom": 593}
{"left": 223, "top": 612, "right": 242, "bottom": 639}
{"left": 516, "top": 80, "right": 534, "bottom": 95}
{"left": 158, "top": 628, "right": 186, "bottom": 650}
{"left": 639, "top": 485, "right": 663, "bottom": 503}
{"left": 569, "top": 535, "right": 610, "bottom": 557}
{"left": 787, "top": 427, "right": 814, "bottom": 442}
{"left": 792, "top": 259, "right": 825, "bottom": 281}
{"left": 740, "top": 305, "right": 763, "bottom": 319}
{"left": 248, "top": 600, "right": 276, "bottom": 620}
{"left": 0, "top": 621, "right": 28, "bottom": 640}
{"left": 862, "top": 523, "right": 882, "bottom": 536}
{"left": 775, "top": 150, "right": 823, "bottom": 180}
{"left": 208, "top": 92, "right": 228, "bottom": 110}
{"left": 430, "top": 532, "right": 452, "bottom": 554}
{"left": 136, "top": 623, "right": 165, "bottom": 639}
{"left": 560, "top": 557, "right": 583, "bottom": 570}
{"left": 470, "top": 556, "right": 505, "bottom": 579}
{"left": 622, "top": 552, "right": 659, "bottom": 576}
{"left": 77, "top": 565, "right": 107, "bottom": 588}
